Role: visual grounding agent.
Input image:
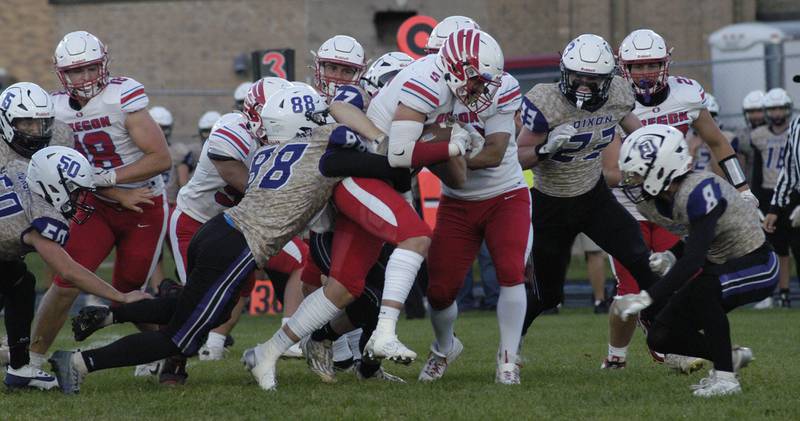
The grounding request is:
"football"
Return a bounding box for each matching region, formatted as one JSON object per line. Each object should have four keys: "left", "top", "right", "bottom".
{"left": 419, "top": 122, "right": 453, "bottom": 143}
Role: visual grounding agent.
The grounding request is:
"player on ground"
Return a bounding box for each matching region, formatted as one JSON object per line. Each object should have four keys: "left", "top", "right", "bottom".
{"left": 600, "top": 29, "right": 757, "bottom": 370}
{"left": 410, "top": 16, "right": 531, "bottom": 385}
{"left": 757, "top": 88, "right": 797, "bottom": 308}
{"left": 30, "top": 31, "right": 171, "bottom": 369}
{"left": 615, "top": 124, "right": 770, "bottom": 397}
{"left": 516, "top": 34, "right": 660, "bottom": 347}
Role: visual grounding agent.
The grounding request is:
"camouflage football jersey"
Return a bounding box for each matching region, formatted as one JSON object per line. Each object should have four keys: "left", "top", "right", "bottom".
{"left": 0, "top": 159, "right": 70, "bottom": 261}
{"left": 225, "top": 124, "right": 344, "bottom": 268}
{"left": 520, "top": 76, "right": 634, "bottom": 197}
{"left": 636, "top": 171, "right": 764, "bottom": 264}
{"left": 748, "top": 125, "right": 789, "bottom": 190}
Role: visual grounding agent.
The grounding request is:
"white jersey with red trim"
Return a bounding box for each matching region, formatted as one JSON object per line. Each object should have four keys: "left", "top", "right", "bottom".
{"left": 615, "top": 75, "right": 709, "bottom": 219}
{"left": 443, "top": 73, "right": 526, "bottom": 200}
{"left": 52, "top": 76, "right": 163, "bottom": 194}
{"left": 366, "top": 54, "right": 455, "bottom": 137}
{"left": 176, "top": 112, "right": 257, "bottom": 223}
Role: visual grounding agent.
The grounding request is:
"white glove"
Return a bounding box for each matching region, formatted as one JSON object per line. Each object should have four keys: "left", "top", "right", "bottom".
{"left": 649, "top": 251, "right": 676, "bottom": 276}
{"left": 790, "top": 206, "right": 800, "bottom": 228}
{"left": 448, "top": 123, "right": 470, "bottom": 156}
{"left": 462, "top": 124, "right": 485, "bottom": 159}
{"left": 538, "top": 123, "right": 576, "bottom": 155}
{"left": 613, "top": 291, "right": 653, "bottom": 322}
{"left": 740, "top": 189, "right": 759, "bottom": 209}
{"left": 92, "top": 168, "right": 117, "bottom": 188}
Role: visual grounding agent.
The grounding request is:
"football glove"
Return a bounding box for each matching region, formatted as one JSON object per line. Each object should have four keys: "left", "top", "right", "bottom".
{"left": 538, "top": 123, "right": 576, "bottom": 156}
{"left": 649, "top": 251, "right": 676, "bottom": 276}
{"left": 92, "top": 168, "right": 117, "bottom": 188}
{"left": 613, "top": 291, "right": 653, "bottom": 322}
{"left": 449, "top": 124, "right": 471, "bottom": 156}
{"left": 462, "top": 124, "right": 485, "bottom": 159}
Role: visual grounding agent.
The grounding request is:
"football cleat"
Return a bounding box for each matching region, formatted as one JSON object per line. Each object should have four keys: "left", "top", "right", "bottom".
{"left": 692, "top": 371, "right": 741, "bottom": 397}
{"left": 664, "top": 354, "right": 705, "bottom": 374}
{"left": 250, "top": 358, "right": 278, "bottom": 391}
{"left": 418, "top": 337, "right": 464, "bottom": 382}
{"left": 753, "top": 296, "right": 773, "bottom": 310}
{"left": 5, "top": 364, "right": 59, "bottom": 390}
{"left": 49, "top": 350, "right": 84, "bottom": 394}
{"left": 134, "top": 360, "right": 163, "bottom": 377}
{"left": 241, "top": 347, "right": 258, "bottom": 371}
{"left": 198, "top": 344, "right": 226, "bottom": 361}
{"left": 281, "top": 342, "right": 303, "bottom": 359}
{"left": 159, "top": 355, "right": 188, "bottom": 386}
{"left": 690, "top": 370, "right": 715, "bottom": 391}
{"left": 72, "top": 306, "right": 111, "bottom": 342}
{"left": 732, "top": 346, "right": 753, "bottom": 372}
{"left": 365, "top": 331, "right": 416, "bottom": 365}
{"left": 355, "top": 362, "right": 406, "bottom": 383}
{"left": 300, "top": 337, "right": 336, "bottom": 384}
{"left": 601, "top": 356, "right": 627, "bottom": 369}
{"left": 495, "top": 362, "right": 521, "bottom": 385}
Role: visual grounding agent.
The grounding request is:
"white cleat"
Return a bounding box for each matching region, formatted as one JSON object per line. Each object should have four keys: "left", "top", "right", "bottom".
{"left": 664, "top": 354, "right": 705, "bottom": 374}
{"left": 732, "top": 346, "right": 753, "bottom": 372}
{"left": 250, "top": 358, "right": 277, "bottom": 391}
{"left": 365, "top": 331, "right": 416, "bottom": 365}
{"left": 281, "top": 342, "right": 303, "bottom": 359}
{"left": 134, "top": 360, "right": 163, "bottom": 377}
{"left": 753, "top": 296, "right": 773, "bottom": 310}
{"left": 5, "top": 364, "right": 59, "bottom": 390}
{"left": 690, "top": 370, "right": 715, "bottom": 391}
{"left": 300, "top": 337, "right": 336, "bottom": 384}
{"left": 418, "top": 337, "right": 463, "bottom": 382}
{"left": 198, "top": 344, "right": 226, "bottom": 361}
{"left": 692, "top": 371, "right": 741, "bottom": 397}
{"left": 495, "top": 362, "right": 521, "bottom": 385}
{"left": 241, "top": 347, "right": 258, "bottom": 371}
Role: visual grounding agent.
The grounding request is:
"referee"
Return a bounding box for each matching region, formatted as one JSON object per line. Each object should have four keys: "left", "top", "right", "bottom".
{"left": 763, "top": 74, "right": 800, "bottom": 308}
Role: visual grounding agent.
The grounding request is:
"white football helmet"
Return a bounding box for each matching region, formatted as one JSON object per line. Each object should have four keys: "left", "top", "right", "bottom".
{"left": 198, "top": 111, "right": 221, "bottom": 140}
{"left": 312, "top": 35, "right": 366, "bottom": 99}
{"left": 618, "top": 29, "right": 671, "bottom": 98}
{"left": 260, "top": 85, "right": 328, "bottom": 143}
{"left": 438, "top": 28, "right": 504, "bottom": 113}
{"left": 705, "top": 94, "right": 720, "bottom": 116}
{"left": 148, "top": 106, "right": 173, "bottom": 140}
{"left": 424, "top": 16, "right": 481, "bottom": 54}
{"left": 27, "top": 146, "right": 97, "bottom": 223}
{"left": 618, "top": 124, "right": 692, "bottom": 203}
{"left": 742, "top": 90, "right": 766, "bottom": 129}
{"left": 0, "top": 82, "right": 55, "bottom": 159}
{"left": 242, "top": 77, "right": 294, "bottom": 143}
{"left": 360, "top": 52, "right": 413, "bottom": 98}
{"left": 764, "top": 88, "right": 793, "bottom": 126}
{"left": 560, "top": 34, "right": 616, "bottom": 111}
{"left": 234, "top": 82, "right": 252, "bottom": 111}
{"left": 53, "top": 31, "right": 109, "bottom": 100}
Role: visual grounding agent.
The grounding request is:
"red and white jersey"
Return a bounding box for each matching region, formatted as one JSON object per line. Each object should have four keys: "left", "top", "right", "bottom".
{"left": 366, "top": 54, "right": 455, "bottom": 136}
{"left": 52, "top": 76, "right": 163, "bottom": 193}
{"left": 443, "top": 73, "right": 526, "bottom": 200}
{"left": 176, "top": 112, "right": 257, "bottom": 223}
{"left": 615, "top": 75, "right": 708, "bottom": 219}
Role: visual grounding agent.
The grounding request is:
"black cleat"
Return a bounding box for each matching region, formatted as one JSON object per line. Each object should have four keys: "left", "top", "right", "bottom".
{"left": 159, "top": 355, "right": 188, "bottom": 386}
{"left": 72, "top": 306, "right": 110, "bottom": 342}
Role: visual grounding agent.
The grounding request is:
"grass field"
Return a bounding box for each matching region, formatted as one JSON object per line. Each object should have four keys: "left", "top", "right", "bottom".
{"left": 3, "top": 308, "right": 798, "bottom": 420}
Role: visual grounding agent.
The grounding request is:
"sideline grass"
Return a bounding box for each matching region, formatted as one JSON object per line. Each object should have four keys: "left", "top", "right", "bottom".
{"left": 3, "top": 308, "right": 798, "bottom": 420}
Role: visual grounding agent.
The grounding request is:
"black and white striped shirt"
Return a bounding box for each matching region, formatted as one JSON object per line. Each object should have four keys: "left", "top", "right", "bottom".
{"left": 770, "top": 115, "right": 800, "bottom": 211}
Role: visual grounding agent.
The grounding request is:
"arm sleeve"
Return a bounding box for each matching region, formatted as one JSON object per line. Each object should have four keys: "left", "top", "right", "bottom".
{"left": 646, "top": 203, "right": 724, "bottom": 301}
{"left": 319, "top": 148, "right": 412, "bottom": 192}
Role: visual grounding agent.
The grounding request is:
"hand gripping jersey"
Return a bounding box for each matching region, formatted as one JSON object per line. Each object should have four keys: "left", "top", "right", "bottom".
{"left": 366, "top": 54, "right": 455, "bottom": 137}
{"left": 636, "top": 171, "right": 764, "bottom": 264}
{"left": 444, "top": 72, "right": 526, "bottom": 200}
{"left": 521, "top": 75, "right": 634, "bottom": 197}
{"left": 176, "top": 113, "right": 257, "bottom": 223}
{"left": 226, "top": 124, "right": 344, "bottom": 268}
{"left": 0, "top": 159, "right": 70, "bottom": 261}
{"left": 748, "top": 125, "right": 789, "bottom": 190}
{"left": 51, "top": 77, "right": 164, "bottom": 194}
{"left": 163, "top": 142, "right": 195, "bottom": 205}
{"left": 634, "top": 76, "right": 707, "bottom": 135}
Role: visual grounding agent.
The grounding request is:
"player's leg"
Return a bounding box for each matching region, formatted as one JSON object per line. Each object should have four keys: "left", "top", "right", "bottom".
{"left": 484, "top": 189, "right": 532, "bottom": 384}
{"left": 30, "top": 196, "right": 116, "bottom": 365}
{"left": 420, "top": 195, "right": 483, "bottom": 381}
{"left": 168, "top": 207, "right": 199, "bottom": 285}
{"left": 580, "top": 234, "right": 608, "bottom": 313}
{"left": 112, "top": 193, "right": 169, "bottom": 295}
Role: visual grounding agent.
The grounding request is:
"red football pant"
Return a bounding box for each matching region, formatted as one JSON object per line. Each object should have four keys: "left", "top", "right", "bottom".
{"left": 427, "top": 188, "right": 533, "bottom": 310}
{"left": 611, "top": 221, "right": 679, "bottom": 295}
{"left": 328, "top": 177, "right": 431, "bottom": 297}
{"left": 53, "top": 193, "right": 168, "bottom": 294}
{"left": 169, "top": 208, "right": 307, "bottom": 296}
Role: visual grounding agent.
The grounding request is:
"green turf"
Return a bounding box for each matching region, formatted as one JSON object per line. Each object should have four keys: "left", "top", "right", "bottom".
{"left": 3, "top": 309, "right": 798, "bottom": 420}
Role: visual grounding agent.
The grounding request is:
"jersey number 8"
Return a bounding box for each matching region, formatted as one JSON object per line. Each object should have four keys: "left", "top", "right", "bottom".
{"left": 248, "top": 143, "right": 309, "bottom": 190}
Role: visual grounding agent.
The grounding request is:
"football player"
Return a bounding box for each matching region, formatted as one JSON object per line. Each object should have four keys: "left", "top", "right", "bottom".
{"left": 733, "top": 90, "right": 767, "bottom": 183}
{"left": 233, "top": 82, "right": 252, "bottom": 112}
{"left": 600, "top": 29, "right": 756, "bottom": 369}
{"left": 197, "top": 110, "right": 221, "bottom": 142}
{"left": 312, "top": 35, "right": 366, "bottom": 101}
{"left": 615, "top": 124, "right": 770, "bottom": 397}
{"left": 30, "top": 31, "right": 171, "bottom": 369}
{"left": 757, "top": 88, "right": 796, "bottom": 308}
{"left": 689, "top": 94, "right": 736, "bottom": 172}
{"left": 516, "top": 34, "right": 660, "bottom": 348}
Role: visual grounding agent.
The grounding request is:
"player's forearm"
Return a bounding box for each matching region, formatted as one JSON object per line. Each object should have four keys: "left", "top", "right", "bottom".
{"left": 35, "top": 238, "right": 124, "bottom": 302}
{"left": 517, "top": 145, "right": 541, "bottom": 169}
{"left": 114, "top": 151, "right": 171, "bottom": 184}
{"left": 429, "top": 156, "right": 466, "bottom": 189}
{"left": 467, "top": 134, "right": 508, "bottom": 169}
{"left": 329, "top": 102, "right": 384, "bottom": 142}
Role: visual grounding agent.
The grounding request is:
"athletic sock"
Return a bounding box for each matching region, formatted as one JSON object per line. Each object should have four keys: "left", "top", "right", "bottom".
{"left": 29, "top": 352, "right": 46, "bottom": 369}
{"left": 379, "top": 249, "right": 425, "bottom": 333}
{"left": 608, "top": 345, "right": 628, "bottom": 359}
{"left": 497, "top": 284, "right": 526, "bottom": 363}
{"left": 81, "top": 331, "right": 179, "bottom": 372}
{"left": 285, "top": 288, "right": 341, "bottom": 342}
{"left": 376, "top": 307, "right": 401, "bottom": 334}
{"left": 205, "top": 332, "right": 226, "bottom": 349}
{"left": 311, "top": 323, "right": 341, "bottom": 342}
{"left": 332, "top": 336, "right": 353, "bottom": 363}
{"left": 430, "top": 302, "right": 457, "bottom": 354}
